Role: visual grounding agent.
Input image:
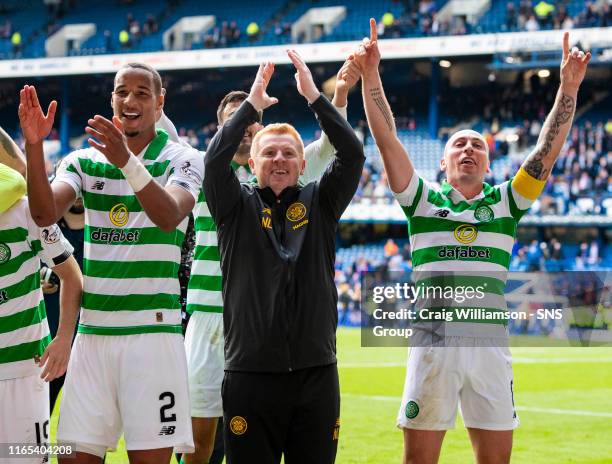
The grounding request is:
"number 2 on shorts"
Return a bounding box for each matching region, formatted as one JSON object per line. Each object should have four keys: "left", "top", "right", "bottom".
{"left": 159, "top": 391, "right": 177, "bottom": 423}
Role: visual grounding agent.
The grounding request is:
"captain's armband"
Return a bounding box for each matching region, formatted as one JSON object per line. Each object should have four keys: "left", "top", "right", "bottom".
{"left": 512, "top": 167, "right": 546, "bottom": 201}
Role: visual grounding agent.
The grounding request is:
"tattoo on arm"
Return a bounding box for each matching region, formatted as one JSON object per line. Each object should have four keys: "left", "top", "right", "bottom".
{"left": 523, "top": 94, "right": 575, "bottom": 180}
{"left": 370, "top": 87, "right": 394, "bottom": 132}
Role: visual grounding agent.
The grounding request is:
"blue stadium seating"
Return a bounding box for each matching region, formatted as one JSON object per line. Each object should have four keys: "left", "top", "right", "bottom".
{"left": 336, "top": 242, "right": 612, "bottom": 271}
{"left": 0, "top": 0, "right": 49, "bottom": 59}
{"left": 477, "top": 0, "right": 590, "bottom": 34}
{"left": 1, "top": 0, "right": 605, "bottom": 58}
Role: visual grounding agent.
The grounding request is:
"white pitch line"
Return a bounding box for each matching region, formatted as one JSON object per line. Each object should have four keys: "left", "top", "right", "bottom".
{"left": 512, "top": 357, "right": 612, "bottom": 364}
{"left": 342, "top": 394, "right": 612, "bottom": 418}
{"left": 517, "top": 406, "right": 612, "bottom": 418}
{"left": 338, "top": 357, "right": 612, "bottom": 368}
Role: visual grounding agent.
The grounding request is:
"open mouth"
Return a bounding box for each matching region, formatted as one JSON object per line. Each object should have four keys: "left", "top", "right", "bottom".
{"left": 460, "top": 158, "right": 476, "bottom": 166}
{"left": 272, "top": 169, "right": 288, "bottom": 175}
{"left": 122, "top": 111, "right": 140, "bottom": 121}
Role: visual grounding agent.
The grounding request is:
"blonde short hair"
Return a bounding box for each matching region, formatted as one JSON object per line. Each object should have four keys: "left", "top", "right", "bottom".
{"left": 251, "top": 123, "right": 304, "bottom": 158}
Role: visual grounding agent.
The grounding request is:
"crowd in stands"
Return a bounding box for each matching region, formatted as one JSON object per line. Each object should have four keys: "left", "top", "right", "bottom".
{"left": 507, "top": 1, "right": 612, "bottom": 32}
{"left": 1, "top": 0, "right": 611, "bottom": 58}
{"left": 117, "top": 12, "right": 159, "bottom": 50}
{"left": 541, "top": 120, "right": 611, "bottom": 214}
{"left": 510, "top": 238, "right": 605, "bottom": 271}
{"left": 200, "top": 21, "right": 241, "bottom": 49}
{"left": 378, "top": 0, "right": 470, "bottom": 38}
{"left": 377, "top": 0, "right": 612, "bottom": 38}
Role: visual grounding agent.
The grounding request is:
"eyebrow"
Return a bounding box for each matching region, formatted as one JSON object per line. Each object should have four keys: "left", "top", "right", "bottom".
{"left": 114, "top": 85, "right": 152, "bottom": 91}
{"left": 263, "top": 145, "right": 298, "bottom": 151}
{"left": 454, "top": 137, "right": 484, "bottom": 144}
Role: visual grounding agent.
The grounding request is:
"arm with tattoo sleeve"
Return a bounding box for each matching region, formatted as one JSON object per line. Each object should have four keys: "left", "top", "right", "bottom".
{"left": 521, "top": 32, "right": 590, "bottom": 180}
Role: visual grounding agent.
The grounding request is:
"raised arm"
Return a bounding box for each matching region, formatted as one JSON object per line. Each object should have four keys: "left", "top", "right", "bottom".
{"left": 301, "top": 57, "right": 361, "bottom": 184}
{"left": 287, "top": 50, "right": 364, "bottom": 219}
{"left": 354, "top": 18, "right": 414, "bottom": 194}
{"left": 204, "top": 62, "right": 278, "bottom": 222}
{"left": 521, "top": 32, "right": 591, "bottom": 180}
{"left": 19, "top": 85, "right": 76, "bottom": 226}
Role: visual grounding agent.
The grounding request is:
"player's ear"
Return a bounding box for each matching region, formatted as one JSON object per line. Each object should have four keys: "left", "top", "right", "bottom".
{"left": 248, "top": 157, "right": 256, "bottom": 172}
{"left": 155, "top": 91, "right": 165, "bottom": 120}
{"left": 440, "top": 157, "right": 447, "bottom": 172}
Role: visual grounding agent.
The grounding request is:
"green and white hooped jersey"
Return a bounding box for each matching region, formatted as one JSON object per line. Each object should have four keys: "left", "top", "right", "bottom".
{"left": 186, "top": 161, "right": 252, "bottom": 314}
{"left": 396, "top": 173, "right": 534, "bottom": 335}
{"left": 0, "top": 198, "right": 72, "bottom": 380}
{"left": 55, "top": 130, "right": 203, "bottom": 336}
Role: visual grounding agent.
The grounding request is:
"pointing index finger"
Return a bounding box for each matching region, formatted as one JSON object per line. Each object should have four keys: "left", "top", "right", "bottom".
{"left": 370, "top": 18, "right": 377, "bottom": 42}
{"left": 562, "top": 31, "right": 569, "bottom": 59}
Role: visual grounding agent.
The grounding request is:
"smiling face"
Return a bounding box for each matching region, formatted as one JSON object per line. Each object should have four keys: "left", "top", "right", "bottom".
{"left": 248, "top": 126, "right": 305, "bottom": 196}
{"left": 440, "top": 131, "right": 490, "bottom": 187}
{"left": 111, "top": 67, "right": 163, "bottom": 139}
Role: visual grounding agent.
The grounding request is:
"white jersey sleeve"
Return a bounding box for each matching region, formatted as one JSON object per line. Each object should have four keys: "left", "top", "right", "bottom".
{"left": 25, "top": 206, "right": 73, "bottom": 268}
{"left": 166, "top": 145, "right": 204, "bottom": 201}
{"left": 54, "top": 151, "right": 84, "bottom": 195}
{"left": 393, "top": 171, "right": 425, "bottom": 209}
{"left": 300, "top": 104, "right": 348, "bottom": 184}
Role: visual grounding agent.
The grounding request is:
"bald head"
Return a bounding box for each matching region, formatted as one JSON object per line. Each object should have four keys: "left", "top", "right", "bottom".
{"left": 444, "top": 129, "right": 489, "bottom": 158}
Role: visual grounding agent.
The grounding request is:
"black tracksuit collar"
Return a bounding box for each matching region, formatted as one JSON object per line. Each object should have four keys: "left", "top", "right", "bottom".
{"left": 257, "top": 185, "right": 301, "bottom": 205}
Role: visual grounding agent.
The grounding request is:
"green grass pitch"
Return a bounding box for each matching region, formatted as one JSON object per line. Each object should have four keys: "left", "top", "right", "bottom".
{"left": 50, "top": 327, "right": 612, "bottom": 463}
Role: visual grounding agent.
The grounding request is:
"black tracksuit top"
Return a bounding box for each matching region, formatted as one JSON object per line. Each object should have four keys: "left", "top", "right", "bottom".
{"left": 203, "top": 95, "right": 365, "bottom": 372}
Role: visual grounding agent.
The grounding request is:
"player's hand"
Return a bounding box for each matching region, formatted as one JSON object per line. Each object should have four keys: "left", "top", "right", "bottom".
{"left": 39, "top": 334, "right": 71, "bottom": 381}
{"left": 39, "top": 266, "right": 59, "bottom": 294}
{"left": 18, "top": 85, "right": 57, "bottom": 145}
{"left": 560, "top": 32, "right": 591, "bottom": 93}
{"left": 287, "top": 49, "right": 320, "bottom": 104}
{"left": 247, "top": 62, "right": 278, "bottom": 112}
{"left": 334, "top": 56, "right": 361, "bottom": 105}
{"left": 85, "top": 115, "right": 132, "bottom": 168}
{"left": 353, "top": 18, "right": 381, "bottom": 78}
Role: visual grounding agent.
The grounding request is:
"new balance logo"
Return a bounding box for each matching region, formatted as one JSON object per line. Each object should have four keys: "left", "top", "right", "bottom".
{"left": 433, "top": 209, "right": 449, "bottom": 217}
{"left": 159, "top": 426, "right": 176, "bottom": 436}
{"left": 92, "top": 181, "right": 105, "bottom": 190}
{"left": 0, "top": 290, "right": 8, "bottom": 304}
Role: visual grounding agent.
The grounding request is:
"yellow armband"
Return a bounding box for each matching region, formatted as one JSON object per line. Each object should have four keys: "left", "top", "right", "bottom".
{"left": 512, "top": 167, "right": 546, "bottom": 201}
{"left": 0, "top": 164, "right": 26, "bottom": 213}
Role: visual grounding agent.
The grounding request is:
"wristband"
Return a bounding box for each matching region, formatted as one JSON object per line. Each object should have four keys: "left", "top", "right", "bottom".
{"left": 120, "top": 155, "right": 152, "bottom": 192}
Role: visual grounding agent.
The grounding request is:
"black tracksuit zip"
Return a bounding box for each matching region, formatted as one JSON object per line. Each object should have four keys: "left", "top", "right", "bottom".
{"left": 203, "top": 95, "right": 364, "bottom": 373}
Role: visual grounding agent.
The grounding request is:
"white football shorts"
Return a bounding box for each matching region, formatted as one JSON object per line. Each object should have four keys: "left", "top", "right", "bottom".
{"left": 184, "top": 311, "right": 224, "bottom": 418}
{"left": 397, "top": 338, "right": 519, "bottom": 431}
{"left": 57, "top": 332, "right": 194, "bottom": 456}
{"left": 0, "top": 372, "right": 49, "bottom": 464}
